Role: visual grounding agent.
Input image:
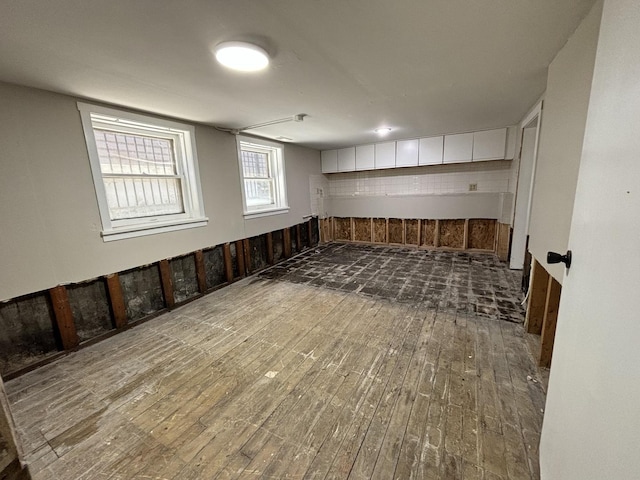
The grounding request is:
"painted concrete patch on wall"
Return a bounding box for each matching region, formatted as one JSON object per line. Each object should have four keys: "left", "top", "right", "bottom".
{"left": 0, "top": 293, "right": 58, "bottom": 375}
{"left": 120, "top": 264, "right": 165, "bottom": 322}
{"left": 67, "top": 279, "right": 113, "bottom": 343}
{"left": 170, "top": 255, "right": 199, "bottom": 303}
{"left": 203, "top": 245, "right": 226, "bottom": 289}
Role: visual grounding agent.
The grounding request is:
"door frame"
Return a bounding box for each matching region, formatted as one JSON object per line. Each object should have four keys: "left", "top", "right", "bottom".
{"left": 510, "top": 100, "right": 543, "bottom": 269}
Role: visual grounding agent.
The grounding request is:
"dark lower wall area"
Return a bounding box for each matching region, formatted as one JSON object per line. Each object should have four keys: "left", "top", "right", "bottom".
{"left": 0, "top": 218, "right": 319, "bottom": 378}
{"left": 321, "top": 217, "right": 510, "bottom": 257}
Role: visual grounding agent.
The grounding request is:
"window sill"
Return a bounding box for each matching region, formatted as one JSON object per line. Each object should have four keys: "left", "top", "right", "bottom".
{"left": 243, "top": 207, "right": 290, "bottom": 219}
{"left": 101, "top": 217, "right": 208, "bottom": 242}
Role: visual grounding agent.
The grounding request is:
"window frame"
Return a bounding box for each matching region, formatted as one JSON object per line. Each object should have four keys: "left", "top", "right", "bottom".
{"left": 78, "top": 102, "right": 207, "bottom": 241}
{"left": 237, "top": 136, "right": 289, "bottom": 218}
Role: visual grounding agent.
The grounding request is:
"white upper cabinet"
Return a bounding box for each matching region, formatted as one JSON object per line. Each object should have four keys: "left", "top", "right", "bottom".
{"left": 418, "top": 136, "right": 444, "bottom": 165}
{"left": 472, "top": 128, "right": 507, "bottom": 161}
{"left": 337, "top": 147, "right": 356, "bottom": 171}
{"left": 395, "top": 139, "right": 419, "bottom": 167}
{"left": 374, "top": 141, "right": 396, "bottom": 169}
{"left": 322, "top": 126, "right": 511, "bottom": 174}
{"left": 443, "top": 133, "right": 474, "bottom": 163}
{"left": 321, "top": 149, "right": 338, "bottom": 173}
{"left": 355, "top": 144, "right": 375, "bottom": 170}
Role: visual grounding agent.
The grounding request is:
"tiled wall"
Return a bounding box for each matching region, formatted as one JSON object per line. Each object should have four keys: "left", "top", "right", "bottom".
{"left": 327, "top": 160, "right": 513, "bottom": 197}
{"left": 309, "top": 174, "right": 330, "bottom": 217}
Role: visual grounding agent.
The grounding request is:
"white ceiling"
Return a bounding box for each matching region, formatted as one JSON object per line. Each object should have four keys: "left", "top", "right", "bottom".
{"left": 0, "top": 0, "right": 596, "bottom": 150}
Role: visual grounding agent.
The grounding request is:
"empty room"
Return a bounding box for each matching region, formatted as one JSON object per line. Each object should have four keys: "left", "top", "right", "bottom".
{"left": 1, "top": 1, "right": 639, "bottom": 479}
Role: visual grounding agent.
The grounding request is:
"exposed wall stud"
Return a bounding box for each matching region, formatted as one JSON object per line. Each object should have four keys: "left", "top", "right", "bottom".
{"left": 496, "top": 223, "right": 511, "bottom": 261}
{"left": 243, "top": 239, "right": 251, "bottom": 273}
{"left": 194, "top": 250, "right": 207, "bottom": 293}
{"left": 370, "top": 218, "right": 374, "bottom": 243}
{"left": 235, "top": 240, "right": 246, "bottom": 276}
{"left": 105, "top": 273, "right": 127, "bottom": 329}
{"left": 525, "top": 259, "right": 550, "bottom": 334}
{"left": 463, "top": 219, "right": 470, "bottom": 250}
{"left": 266, "top": 232, "right": 274, "bottom": 265}
{"left": 385, "top": 218, "right": 390, "bottom": 244}
{"left": 296, "top": 224, "right": 302, "bottom": 252}
{"left": 49, "top": 285, "right": 79, "bottom": 349}
{"left": 158, "top": 259, "right": 175, "bottom": 309}
{"left": 284, "top": 227, "right": 292, "bottom": 258}
{"left": 417, "top": 219, "right": 422, "bottom": 247}
{"left": 434, "top": 219, "right": 441, "bottom": 248}
{"left": 540, "top": 276, "right": 562, "bottom": 367}
{"left": 307, "top": 219, "right": 313, "bottom": 247}
{"left": 223, "top": 243, "right": 234, "bottom": 283}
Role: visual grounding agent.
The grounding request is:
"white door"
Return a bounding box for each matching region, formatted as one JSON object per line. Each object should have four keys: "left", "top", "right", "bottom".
{"left": 540, "top": 2, "right": 640, "bottom": 478}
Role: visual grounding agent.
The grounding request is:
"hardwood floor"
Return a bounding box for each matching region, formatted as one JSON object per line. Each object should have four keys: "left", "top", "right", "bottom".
{"left": 6, "top": 250, "right": 546, "bottom": 479}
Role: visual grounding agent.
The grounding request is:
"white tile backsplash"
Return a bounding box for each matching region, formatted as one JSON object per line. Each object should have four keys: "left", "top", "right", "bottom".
{"left": 309, "top": 174, "right": 330, "bottom": 217}
{"left": 327, "top": 161, "right": 512, "bottom": 197}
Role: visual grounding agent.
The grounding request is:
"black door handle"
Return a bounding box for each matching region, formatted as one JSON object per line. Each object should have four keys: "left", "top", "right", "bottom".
{"left": 547, "top": 250, "right": 572, "bottom": 269}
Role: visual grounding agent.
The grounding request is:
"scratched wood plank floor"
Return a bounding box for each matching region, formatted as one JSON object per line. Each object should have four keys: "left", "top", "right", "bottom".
{"left": 6, "top": 261, "right": 546, "bottom": 479}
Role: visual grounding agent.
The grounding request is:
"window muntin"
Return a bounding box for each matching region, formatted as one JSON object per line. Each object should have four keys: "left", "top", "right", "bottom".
{"left": 241, "top": 149, "right": 275, "bottom": 207}
{"left": 78, "top": 103, "right": 207, "bottom": 240}
{"left": 237, "top": 137, "right": 288, "bottom": 217}
{"left": 95, "top": 129, "right": 185, "bottom": 219}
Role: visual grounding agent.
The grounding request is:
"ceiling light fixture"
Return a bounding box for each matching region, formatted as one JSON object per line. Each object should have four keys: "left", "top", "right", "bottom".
{"left": 215, "top": 41, "right": 270, "bottom": 72}
{"left": 375, "top": 127, "right": 392, "bottom": 136}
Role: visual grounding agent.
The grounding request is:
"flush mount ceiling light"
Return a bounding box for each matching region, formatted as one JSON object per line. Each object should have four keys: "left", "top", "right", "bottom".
{"left": 375, "top": 127, "right": 392, "bottom": 136}
{"left": 215, "top": 41, "right": 269, "bottom": 72}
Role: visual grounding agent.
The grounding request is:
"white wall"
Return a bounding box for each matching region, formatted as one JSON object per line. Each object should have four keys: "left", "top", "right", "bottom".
{"left": 540, "top": 1, "right": 640, "bottom": 478}
{"left": 0, "top": 82, "right": 321, "bottom": 301}
{"left": 527, "top": 1, "right": 602, "bottom": 282}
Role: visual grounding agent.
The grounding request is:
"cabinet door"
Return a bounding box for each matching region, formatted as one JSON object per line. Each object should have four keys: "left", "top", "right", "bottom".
{"left": 473, "top": 128, "right": 507, "bottom": 161}
{"left": 321, "top": 149, "right": 338, "bottom": 173}
{"left": 355, "top": 144, "right": 375, "bottom": 170}
{"left": 419, "top": 136, "right": 444, "bottom": 165}
{"left": 337, "top": 147, "right": 356, "bottom": 172}
{"left": 444, "top": 133, "right": 474, "bottom": 163}
{"left": 395, "top": 139, "right": 419, "bottom": 167}
{"left": 374, "top": 142, "right": 396, "bottom": 169}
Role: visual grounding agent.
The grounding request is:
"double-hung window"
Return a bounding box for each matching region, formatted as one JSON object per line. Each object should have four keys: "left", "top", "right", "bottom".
{"left": 237, "top": 136, "right": 288, "bottom": 217}
{"left": 78, "top": 103, "right": 207, "bottom": 241}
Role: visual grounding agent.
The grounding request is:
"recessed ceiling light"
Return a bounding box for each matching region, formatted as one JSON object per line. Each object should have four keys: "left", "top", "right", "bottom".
{"left": 215, "top": 41, "right": 269, "bottom": 72}
{"left": 375, "top": 127, "right": 392, "bottom": 136}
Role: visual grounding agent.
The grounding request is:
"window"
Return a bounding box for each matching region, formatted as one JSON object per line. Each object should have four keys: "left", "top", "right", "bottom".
{"left": 237, "top": 136, "right": 288, "bottom": 217}
{"left": 78, "top": 103, "right": 207, "bottom": 241}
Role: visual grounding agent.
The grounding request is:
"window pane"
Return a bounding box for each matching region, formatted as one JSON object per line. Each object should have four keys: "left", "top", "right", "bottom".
{"left": 94, "top": 129, "right": 176, "bottom": 176}
{"left": 244, "top": 179, "right": 274, "bottom": 207}
{"left": 241, "top": 150, "right": 269, "bottom": 178}
{"left": 104, "top": 177, "right": 184, "bottom": 219}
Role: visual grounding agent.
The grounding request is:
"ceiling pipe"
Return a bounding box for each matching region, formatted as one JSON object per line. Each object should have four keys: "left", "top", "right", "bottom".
{"left": 236, "top": 113, "right": 307, "bottom": 134}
